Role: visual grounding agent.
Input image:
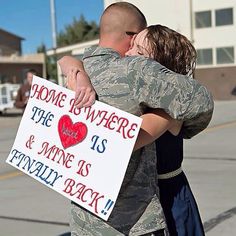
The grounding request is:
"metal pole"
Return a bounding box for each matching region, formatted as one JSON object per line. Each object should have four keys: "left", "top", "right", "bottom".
{"left": 50, "top": 0, "right": 63, "bottom": 85}
{"left": 189, "top": 0, "right": 194, "bottom": 43}
{"left": 50, "top": 0, "right": 57, "bottom": 49}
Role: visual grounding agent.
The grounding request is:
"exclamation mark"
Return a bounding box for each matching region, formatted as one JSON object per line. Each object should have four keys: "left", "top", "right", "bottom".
{"left": 101, "top": 199, "right": 114, "bottom": 215}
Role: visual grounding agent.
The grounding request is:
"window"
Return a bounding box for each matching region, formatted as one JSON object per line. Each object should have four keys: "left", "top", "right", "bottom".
{"left": 197, "top": 49, "right": 213, "bottom": 65}
{"left": 195, "top": 11, "right": 212, "bottom": 28}
{"left": 215, "top": 8, "right": 233, "bottom": 26}
{"left": 0, "top": 87, "right": 7, "bottom": 104}
{"left": 216, "top": 47, "right": 234, "bottom": 64}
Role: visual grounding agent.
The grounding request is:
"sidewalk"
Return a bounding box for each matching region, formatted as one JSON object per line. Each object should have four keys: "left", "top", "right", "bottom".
{"left": 184, "top": 99, "right": 236, "bottom": 236}
{"left": 208, "top": 100, "right": 236, "bottom": 126}
{"left": 1, "top": 100, "right": 236, "bottom": 236}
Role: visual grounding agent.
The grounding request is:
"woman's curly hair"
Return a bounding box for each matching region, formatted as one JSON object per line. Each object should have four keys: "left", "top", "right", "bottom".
{"left": 146, "top": 24, "right": 196, "bottom": 77}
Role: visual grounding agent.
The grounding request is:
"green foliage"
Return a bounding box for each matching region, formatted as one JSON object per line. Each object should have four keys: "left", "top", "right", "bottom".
{"left": 36, "top": 15, "right": 99, "bottom": 82}
{"left": 37, "top": 43, "right": 46, "bottom": 53}
{"left": 37, "top": 43, "right": 58, "bottom": 83}
{"left": 57, "top": 15, "right": 99, "bottom": 47}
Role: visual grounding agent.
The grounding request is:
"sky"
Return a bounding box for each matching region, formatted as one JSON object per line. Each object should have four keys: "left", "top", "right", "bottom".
{"left": 0, "top": 0, "right": 104, "bottom": 54}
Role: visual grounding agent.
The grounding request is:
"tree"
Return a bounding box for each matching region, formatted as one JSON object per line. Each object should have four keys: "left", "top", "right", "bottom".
{"left": 36, "top": 15, "right": 99, "bottom": 82}
{"left": 57, "top": 15, "right": 99, "bottom": 47}
{"left": 37, "top": 43, "right": 57, "bottom": 82}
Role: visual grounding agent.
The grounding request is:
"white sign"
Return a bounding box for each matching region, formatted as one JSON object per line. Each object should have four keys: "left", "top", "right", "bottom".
{"left": 6, "top": 76, "right": 142, "bottom": 220}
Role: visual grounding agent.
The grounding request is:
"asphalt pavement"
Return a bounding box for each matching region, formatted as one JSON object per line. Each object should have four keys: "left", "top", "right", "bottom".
{"left": 0, "top": 100, "right": 236, "bottom": 236}
{"left": 184, "top": 100, "right": 236, "bottom": 235}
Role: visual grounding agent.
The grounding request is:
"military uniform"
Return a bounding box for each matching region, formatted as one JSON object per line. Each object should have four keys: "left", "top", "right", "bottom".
{"left": 70, "top": 46, "right": 214, "bottom": 236}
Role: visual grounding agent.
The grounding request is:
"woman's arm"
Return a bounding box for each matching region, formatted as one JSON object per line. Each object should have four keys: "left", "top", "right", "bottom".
{"left": 58, "top": 56, "right": 96, "bottom": 108}
{"left": 133, "top": 109, "right": 182, "bottom": 151}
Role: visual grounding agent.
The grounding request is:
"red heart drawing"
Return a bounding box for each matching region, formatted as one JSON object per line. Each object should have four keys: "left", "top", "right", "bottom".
{"left": 58, "top": 115, "right": 87, "bottom": 149}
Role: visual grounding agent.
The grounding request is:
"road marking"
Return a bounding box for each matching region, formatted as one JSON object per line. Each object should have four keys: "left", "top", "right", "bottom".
{"left": 0, "top": 170, "right": 23, "bottom": 180}
{"left": 0, "top": 215, "right": 69, "bottom": 226}
{"left": 204, "top": 206, "right": 236, "bottom": 232}
{"left": 185, "top": 156, "right": 236, "bottom": 161}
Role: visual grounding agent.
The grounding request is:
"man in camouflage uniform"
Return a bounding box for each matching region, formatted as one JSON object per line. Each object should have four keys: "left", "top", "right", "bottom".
{"left": 59, "top": 2, "right": 214, "bottom": 236}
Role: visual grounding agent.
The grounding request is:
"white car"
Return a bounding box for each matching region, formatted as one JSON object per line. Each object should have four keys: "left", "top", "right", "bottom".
{"left": 0, "top": 83, "right": 20, "bottom": 113}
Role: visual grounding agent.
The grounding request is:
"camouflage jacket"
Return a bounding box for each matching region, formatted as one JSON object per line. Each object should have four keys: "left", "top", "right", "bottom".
{"left": 70, "top": 46, "right": 214, "bottom": 236}
{"left": 83, "top": 47, "right": 214, "bottom": 139}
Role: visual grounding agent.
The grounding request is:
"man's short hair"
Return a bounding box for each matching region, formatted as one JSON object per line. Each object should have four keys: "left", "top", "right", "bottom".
{"left": 104, "top": 2, "right": 147, "bottom": 27}
{"left": 100, "top": 2, "right": 147, "bottom": 34}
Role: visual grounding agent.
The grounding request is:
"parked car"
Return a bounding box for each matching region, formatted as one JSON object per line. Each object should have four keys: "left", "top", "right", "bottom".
{"left": 0, "top": 83, "right": 20, "bottom": 113}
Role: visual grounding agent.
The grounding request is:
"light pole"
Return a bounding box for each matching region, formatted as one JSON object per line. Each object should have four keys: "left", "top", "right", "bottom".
{"left": 50, "top": 0, "right": 63, "bottom": 85}
{"left": 189, "top": 0, "right": 194, "bottom": 43}
{"left": 50, "top": 0, "right": 57, "bottom": 49}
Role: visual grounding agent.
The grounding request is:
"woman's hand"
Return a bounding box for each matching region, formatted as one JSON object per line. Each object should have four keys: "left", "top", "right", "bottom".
{"left": 66, "top": 69, "right": 96, "bottom": 108}
{"left": 58, "top": 56, "right": 96, "bottom": 108}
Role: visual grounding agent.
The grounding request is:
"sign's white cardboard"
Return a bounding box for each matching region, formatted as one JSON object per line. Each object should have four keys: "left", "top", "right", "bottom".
{"left": 6, "top": 76, "right": 142, "bottom": 220}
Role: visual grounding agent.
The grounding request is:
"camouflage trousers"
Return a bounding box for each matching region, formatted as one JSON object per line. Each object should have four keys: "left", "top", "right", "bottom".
{"left": 70, "top": 203, "right": 167, "bottom": 236}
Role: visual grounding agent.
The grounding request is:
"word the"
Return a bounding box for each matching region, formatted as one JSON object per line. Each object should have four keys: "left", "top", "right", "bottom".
{"left": 31, "top": 106, "right": 54, "bottom": 127}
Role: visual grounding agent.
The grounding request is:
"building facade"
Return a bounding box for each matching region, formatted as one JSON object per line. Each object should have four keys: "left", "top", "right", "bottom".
{"left": 50, "top": 0, "right": 236, "bottom": 100}
{"left": 192, "top": 0, "right": 236, "bottom": 100}
{"left": 0, "top": 28, "right": 46, "bottom": 84}
{"left": 0, "top": 28, "right": 24, "bottom": 56}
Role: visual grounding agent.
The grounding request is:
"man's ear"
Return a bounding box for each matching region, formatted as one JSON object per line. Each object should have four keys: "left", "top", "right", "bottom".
{"left": 127, "top": 34, "right": 136, "bottom": 50}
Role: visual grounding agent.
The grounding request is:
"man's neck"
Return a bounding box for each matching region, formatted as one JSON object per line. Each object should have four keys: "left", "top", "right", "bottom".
{"left": 99, "top": 39, "right": 123, "bottom": 57}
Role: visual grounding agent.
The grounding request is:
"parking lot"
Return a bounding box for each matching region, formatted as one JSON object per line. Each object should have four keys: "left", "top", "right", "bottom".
{"left": 1, "top": 100, "right": 236, "bottom": 236}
